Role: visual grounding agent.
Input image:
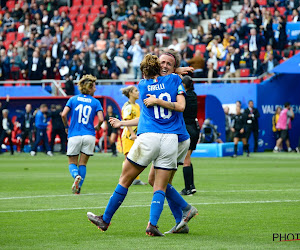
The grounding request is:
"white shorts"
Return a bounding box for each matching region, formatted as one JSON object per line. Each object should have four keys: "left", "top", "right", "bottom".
{"left": 127, "top": 133, "right": 178, "bottom": 170}
{"left": 67, "top": 135, "right": 96, "bottom": 156}
{"left": 177, "top": 138, "right": 190, "bottom": 165}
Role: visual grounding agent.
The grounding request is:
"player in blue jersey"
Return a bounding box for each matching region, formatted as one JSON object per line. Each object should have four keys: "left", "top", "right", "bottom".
{"left": 61, "top": 75, "right": 104, "bottom": 194}
{"left": 87, "top": 54, "right": 196, "bottom": 236}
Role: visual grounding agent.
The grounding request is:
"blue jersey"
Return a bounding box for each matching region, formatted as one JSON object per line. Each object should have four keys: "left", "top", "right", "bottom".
{"left": 137, "top": 74, "right": 188, "bottom": 137}
{"left": 66, "top": 94, "right": 103, "bottom": 138}
{"left": 35, "top": 110, "right": 50, "bottom": 129}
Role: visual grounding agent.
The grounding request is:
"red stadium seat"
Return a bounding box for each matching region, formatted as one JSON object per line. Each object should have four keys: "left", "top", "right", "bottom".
{"left": 81, "top": 30, "right": 89, "bottom": 37}
{"left": 73, "top": 0, "right": 83, "bottom": 6}
{"left": 74, "top": 22, "right": 84, "bottom": 31}
{"left": 69, "top": 14, "right": 77, "bottom": 23}
{"left": 257, "top": 0, "right": 267, "bottom": 5}
{"left": 83, "top": 0, "right": 93, "bottom": 5}
{"left": 117, "top": 20, "right": 127, "bottom": 31}
{"left": 100, "top": 6, "right": 107, "bottom": 14}
{"left": 226, "top": 17, "right": 234, "bottom": 27}
{"left": 126, "top": 29, "right": 133, "bottom": 39}
{"left": 77, "top": 14, "right": 87, "bottom": 23}
{"left": 217, "top": 60, "right": 225, "bottom": 69}
{"left": 287, "top": 15, "right": 293, "bottom": 22}
{"left": 59, "top": 6, "right": 69, "bottom": 14}
{"left": 80, "top": 6, "right": 90, "bottom": 15}
{"left": 72, "top": 30, "right": 81, "bottom": 40}
{"left": 87, "top": 14, "right": 97, "bottom": 24}
{"left": 195, "top": 44, "right": 206, "bottom": 53}
{"left": 174, "top": 20, "right": 184, "bottom": 29}
{"left": 139, "top": 29, "right": 145, "bottom": 36}
{"left": 17, "top": 33, "right": 24, "bottom": 41}
{"left": 277, "top": 7, "right": 286, "bottom": 16}
{"left": 6, "top": 32, "right": 16, "bottom": 41}
{"left": 295, "top": 50, "right": 300, "bottom": 55}
{"left": 267, "top": 7, "right": 274, "bottom": 15}
{"left": 155, "top": 12, "right": 163, "bottom": 24}
{"left": 6, "top": 1, "right": 15, "bottom": 11}
{"left": 240, "top": 68, "right": 250, "bottom": 77}
{"left": 259, "top": 51, "right": 265, "bottom": 61}
{"left": 94, "top": 0, "right": 104, "bottom": 5}
{"left": 108, "top": 21, "right": 117, "bottom": 29}
{"left": 3, "top": 40, "right": 13, "bottom": 49}
{"left": 69, "top": 6, "right": 80, "bottom": 15}
{"left": 90, "top": 6, "right": 100, "bottom": 14}
{"left": 188, "top": 44, "right": 195, "bottom": 52}
{"left": 125, "top": 82, "right": 135, "bottom": 85}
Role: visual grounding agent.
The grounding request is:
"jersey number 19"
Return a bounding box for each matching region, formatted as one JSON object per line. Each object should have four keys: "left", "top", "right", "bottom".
{"left": 75, "top": 104, "right": 92, "bottom": 124}
{"left": 153, "top": 92, "right": 172, "bottom": 119}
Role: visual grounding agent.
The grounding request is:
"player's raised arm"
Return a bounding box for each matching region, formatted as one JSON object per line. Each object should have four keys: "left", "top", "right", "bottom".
{"left": 143, "top": 93, "right": 186, "bottom": 112}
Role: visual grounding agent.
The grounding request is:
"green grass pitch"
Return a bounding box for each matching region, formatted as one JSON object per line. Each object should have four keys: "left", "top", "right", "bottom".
{"left": 0, "top": 152, "right": 300, "bottom": 249}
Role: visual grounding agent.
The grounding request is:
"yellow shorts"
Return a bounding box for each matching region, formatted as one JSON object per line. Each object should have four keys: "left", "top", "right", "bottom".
{"left": 122, "top": 137, "right": 134, "bottom": 155}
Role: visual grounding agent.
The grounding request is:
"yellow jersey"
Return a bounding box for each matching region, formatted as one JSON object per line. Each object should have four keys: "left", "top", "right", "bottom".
{"left": 121, "top": 101, "right": 140, "bottom": 139}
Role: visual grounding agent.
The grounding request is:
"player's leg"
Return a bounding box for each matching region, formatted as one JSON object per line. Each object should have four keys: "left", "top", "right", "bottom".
{"left": 233, "top": 136, "right": 239, "bottom": 157}
{"left": 181, "top": 150, "right": 193, "bottom": 195}
{"left": 110, "top": 132, "right": 117, "bottom": 156}
{"left": 42, "top": 129, "right": 52, "bottom": 156}
{"left": 242, "top": 137, "right": 249, "bottom": 156}
{"left": 253, "top": 129, "right": 259, "bottom": 152}
{"left": 31, "top": 128, "right": 42, "bottom": 155}
{"left": 7, "top": 132, "right": 14, "bottom": 155}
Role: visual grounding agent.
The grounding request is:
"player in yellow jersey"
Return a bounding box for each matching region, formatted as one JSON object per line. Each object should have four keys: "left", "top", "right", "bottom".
{"left": 121, "top": 86, "right": 146, "bottom": 185}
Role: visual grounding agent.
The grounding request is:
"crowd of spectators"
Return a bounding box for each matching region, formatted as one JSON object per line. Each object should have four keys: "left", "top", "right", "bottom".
{"left": 0, "top": 0, "right": 299, "bottom": 86}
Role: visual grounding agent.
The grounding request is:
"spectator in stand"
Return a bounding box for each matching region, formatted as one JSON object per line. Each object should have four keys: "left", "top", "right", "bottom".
{"left": 199, "top": 0, "right": 212, "bottom": 20}
{"left": 141, "top": 10, "right": 157, "bottom": 46}
{"left": 95, "top": 33, "right": 107, "bottom": 54}
{"left": 107, "top": 24, "right": 122, "bottom": 39}
{"left": 205, "top": 61, "right": 218, "bottom": 83}
{"left": 9, "top": 47, "right": 22, "bottom": 80}
{"left": 123, "top": 14, "right": 139, "bottom": 36}
{"left": 114, "top": 49, "right": 128, "bottom": 73}
{"left": 163, "top": 0, "right": 176, "bottom": 20}
{"left": 249, "top": 53, "right": 263, "bottom": 76}
{"left": 264, "top": 44, "right": 281, "bottom": 62}
{"left": 18, "top": 19, "right": 31, "bottom": 38}
{"left": 44, "top": 50, "right": 56, "bottom": 79}
{"left": 285, "top": 1, "right": 298, "bottom": 16}
{"left": 89, "top": 25, "right": 100, "bottom": 44}
{"left": 109, "top": 32, "right": 119, "bottom": 45}
{"left": 0, "top": 109, "right": 14, "bottom": 155}
{"left": 99, "top": 52, "right": 111, "bottom": 78}
{"left": 186, "top": 28, "right": 194, "bottom": 44}
{"left": 168, "top": 38, "right": 181, "bottom": 52}
{"left": 224, "top": 46, "right": 241, "bottom": 83}
{"left": 207, "top": 51, "right": 218, "bottom": 70}
{"left": 51, "top": 36, "right": 61, "bottom": 60}
{"left": 240, "top": 44, "right": 251, "bottom": 68}
{"left": 58, "top": 53, "right": 71, "bottom": 79}
{"left": 65, "top": 75, "right": 75, "bottom": 95}
{"left": 195, "top": 25, "right": 205, "bottom": 44}
{"left": 41, "top": 28, "right": 53, "bottom": 54}
{"left": 62, "top": 20, "right": 72, "bottom": 42}
{"left": 244, "top": 100, "right": 260, "bottom": 152}
{"left": 120, "top": 33, "right": 131, "bottom": 50}
{"left": 291, "top": 9, "right": 300, "bottom": 22}
{"left": 30, "top": 3, "right": 42, "bottom": 17}
{"left": 81, "top": 35, "right": 93, "bottom": 53}
{"left": 30, "top": 104, "right": 53, "bottom": 156}
{"left": 28, "top": 51, "right": 46, "bottom": 80}
{"left": 59, "top": 12, "right": 71, "bottom": 26}
{"left": 42, "top": 9, "right": 50, "bottom": 26}
{"left": 93, "top": 11, "right": 107, "bottom": 30}
{"left": 84, "top": 44, "right": 101, "bottom": 78}
{"left": 273, "top": 102, "right": 294, "bottom": 153}
{"left": 18, "top": 104, "right": 34, "bottom": 153}
{"left": 207, "top": 38, "right": 225, "bottom": 60}
{"left": 248, "top": 28, "right": 264, "bottom": 55}
{"left": 133, "top": 33, "right": 145, "bottom": 48}
{"left": 261, "top": 11, "right": 274, "bottom": 47}
{"left": 115, "top": 0, "right": 127, "bottom": 21}
{"left": 3, "top": 12, "right": 15, "bottom": 32}
{"left": 155, "top": 16, "right": 173, "bottom": 47}
{"left": 187, "top": 50, "right": 205, "bottom": 78}
{"left": 106, "top": 41, "right": 117, "bottom": 60}
{"left": 180, "top": 41, "right": 194, "bottom": 61}
{"left": 11, "top": 4, "right": 24, "bottom": 22}
{"left": 50, "top": 104, "right": 67, "bottom": 154}
{"left": 0, "top": 49, "right": 10, "bottom": 79}
{"left": 277, "top": 16, "right": 287, "bottom": 51}
{"left": 72, "top": 36, "right": 83, "bottom": 52}
{"left": 128, "top": 38, "right": 144, "bottom": 79}
{"left": 0, "top": 95, "right": 9, "bottom": 134}
{"left": 184, "top": 0, "right": 198, "bottom": 27}
{"left": 263, "top": 53, "right": 279, "bottom": 73}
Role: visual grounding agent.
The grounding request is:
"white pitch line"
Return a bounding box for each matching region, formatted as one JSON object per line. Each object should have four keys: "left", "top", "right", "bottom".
{"left": 1, "top": 189, "right": 300, "bottom": 200}
{"left": 0, "top": 199, "right": 300, "bottom": 213}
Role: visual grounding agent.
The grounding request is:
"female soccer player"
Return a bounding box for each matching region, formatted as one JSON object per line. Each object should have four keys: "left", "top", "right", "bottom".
{"left": 180, "top": 76, "right": 200, "bottom": 196}
{"left": 121, "top": 86, "right": 146, "bottom": 185}
{"left": 87, "top": 54, "right": 197, "bottom": 236}
{"left": 61, "top": 75, "right": 104, "bottom": 194}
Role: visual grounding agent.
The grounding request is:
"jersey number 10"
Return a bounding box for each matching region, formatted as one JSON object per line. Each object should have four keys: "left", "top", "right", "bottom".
{"left": 75, "top": 104, "right": 92, "bottom": 125}
{"left": 153, "top": 93, "right": 172, "bottom": 119}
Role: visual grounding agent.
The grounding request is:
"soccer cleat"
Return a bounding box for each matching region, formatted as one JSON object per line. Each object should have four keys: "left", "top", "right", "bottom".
{"left": 180, "top": 189, "right": 193, "bottom": 196}
{"left": 47, "top": 151, "right": 53, "bottom": 156}
{"left": 132, "top": 179, "right": 147, "bottom": 185}
{"left": 72, "top": 175, "right": 82, "bottom": 194}
{"left": 87, "top": 212, "right": 110, "bottom": 231}
{"left": 288, "top": 147, "right": 293, "bottom": 152}
{"left": 273, "top": 148, "right": 279, "bottom": 153}
{"left": 30, "top": 151, "right": 36, "bottom": 156}
{"left": 164, "top": 224, "right": 189, "bottom": 234}
{"left": 296, "top": 147, "right": 300, "bottom": 153}
{"left": 176, "top": 206, "right": 198, "bottom": 231}
{"left": 247, "top": 152, "right": 250, "bottom": 157}
{"left": 191, "top": 185, "right": 197, "bottom": 194}
{"left": 75, "top": 187, "right": 81, "bottom": 195}
{"left": 146, "top": 222, "right": 164, "bottom": 236}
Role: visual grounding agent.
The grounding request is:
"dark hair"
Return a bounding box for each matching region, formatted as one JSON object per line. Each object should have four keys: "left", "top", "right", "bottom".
{"left": 248, "top": 100, "right": 253, "bottom": 104}
{"left": 182, "top": 76, "right": 194, "bottom": 91}
{"left": 284, "top": 102, "right": 290, "bottom": 108}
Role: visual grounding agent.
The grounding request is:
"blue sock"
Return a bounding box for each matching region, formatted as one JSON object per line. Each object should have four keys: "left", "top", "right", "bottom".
{"left": 166, "top": 184, "right": 188, "bottom": 210}
{"left": 166, "top": 197, "right": 182, "bottom": 224}
{"left": 103, "top": 184, "right": 128, "bottom": 224}
{"left": 78, "top": 165, "right": 86, "bottom": 187}
{"left": 69, "top": 164, "right": 78, "bottom": 179}
{"left": 149, "top": 190, "right": 165, "bottom": 226}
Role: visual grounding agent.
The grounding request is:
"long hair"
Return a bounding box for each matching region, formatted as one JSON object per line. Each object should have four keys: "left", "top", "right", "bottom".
{"left": 78, "top": 74, "right": 96, "bottom": 95}
{"left": 182, "top": 75, "right": 194, "bottom": 91}
{"left": 121, "top": 85, "right": 136, "bottom": 98}
{"left": 140, "top": 54, "right": 161, "bottom": 79}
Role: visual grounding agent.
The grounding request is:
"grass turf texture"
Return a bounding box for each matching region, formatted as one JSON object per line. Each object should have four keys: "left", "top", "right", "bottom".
{"left": 0, "top": 152, "right": 300, "bottom": 249}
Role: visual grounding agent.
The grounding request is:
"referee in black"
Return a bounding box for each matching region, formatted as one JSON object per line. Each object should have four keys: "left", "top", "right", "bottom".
{"left": 180, "top": 76, "right": 200, "bottom": 196}
{"left": 231, "top": 105, "right": 249, "bottom": 157}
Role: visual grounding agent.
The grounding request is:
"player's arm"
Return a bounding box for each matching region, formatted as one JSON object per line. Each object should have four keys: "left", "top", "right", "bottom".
{"left": 109, "top": 117, "right": 139, "bottom": 128}
{"left": 175, "top": 67, "right": 194, "bottom": 75}
{"left": 127, "top": 126, "right": 137, "bottom": 140}
{"left": 144, "top": 94, "right": 186, "bottom": 112}
{"left": 61, "top": 106, "right": 70, "bottom": 134}
{"left": 94, "top": 110, "right": 104, "bottom": 131}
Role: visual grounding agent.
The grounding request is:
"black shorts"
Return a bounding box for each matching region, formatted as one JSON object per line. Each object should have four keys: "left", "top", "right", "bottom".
{"left": 233, "top": 131, "right": 246, "bottom": 139}
{"left": 186, "top": 123, "right": 200, "bottom": 151}
{"left": 107, "top": 127, "right": 118, "bottom": 136}
{"left": 280, "top": 130, "right": 289, "bottom": 140}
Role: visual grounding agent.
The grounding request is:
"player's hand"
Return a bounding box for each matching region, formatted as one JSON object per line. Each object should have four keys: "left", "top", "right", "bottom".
{"left": 144, "top": 94, "right": 157, "bottom": 107}
{"left": 94, "top": 124, "right": 100, "bottom": 131}
{"left": 109, "top": 117, "right": 122, "bottom": 128}
{"left": 130, "top": 134, "right": 137, "bottom": 140}
{"left": 65, "top": 128, "right": 68, "bottom": 134}
{"left": 175, "top": 67, "right": 194, "bottom": 75}
{"left": 231, "top": 128, "right": 235, "bottom": 132}
{"left": 240, "top": 128, "right": 244, "bottom": 133}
